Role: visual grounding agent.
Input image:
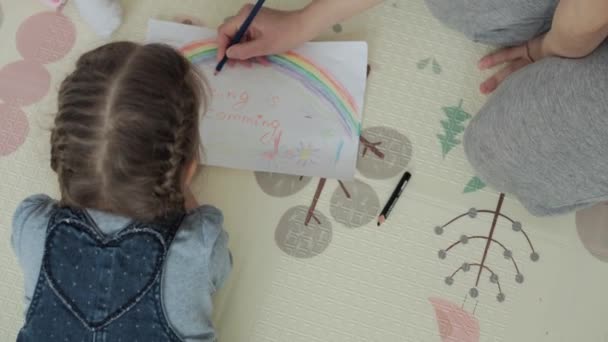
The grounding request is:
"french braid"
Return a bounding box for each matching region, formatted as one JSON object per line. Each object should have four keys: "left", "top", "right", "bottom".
{"left": 50, "top": 42, "right": 205, "bottom": 222}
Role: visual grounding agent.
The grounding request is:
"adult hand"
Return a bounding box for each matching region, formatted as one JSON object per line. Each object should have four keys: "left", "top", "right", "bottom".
{"left": 478, "top": 35, "right": 548, "bottom": 94}
{"left": 216, "top": 5, "right": 309, "bottom": 61}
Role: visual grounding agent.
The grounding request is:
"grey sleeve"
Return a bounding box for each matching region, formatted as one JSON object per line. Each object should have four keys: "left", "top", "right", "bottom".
{"left": 190, "top": 205, "right": 233, "bottom": 292}
{"left": 11, "top": 194, "right": 56, "bottom": 311}
{"left": 208, "top": 228, "right": 232, "bottom": 291}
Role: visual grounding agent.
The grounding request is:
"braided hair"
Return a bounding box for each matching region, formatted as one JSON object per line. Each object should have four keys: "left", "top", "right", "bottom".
{"left": 51, "top": 42, "right": 206, "bottom": 222}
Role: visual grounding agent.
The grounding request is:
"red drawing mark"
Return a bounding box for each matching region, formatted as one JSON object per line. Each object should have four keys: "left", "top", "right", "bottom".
{"left": 337, "top": 180, "right": 351, "bottom": 199}
{"left": 271, "top": 96, "right": 280, "bottom": 107}
{"left": 257, "top": 57, "right": 271, "bottom": 67}
{"left": 233, "top": 91, "right": 249, "bottom": 110}
{"left": 475, "top": 193, "right": 505, "bottom": 287}
{"left": 360, "top": 136, "right": 385, "bottom": 159}
{"left": 305, "top": 178, "right": 327, "bottom": 226}
{"left": 429, "top": 297, "right": 480, "bottom": 342}
{"left": 262, "top": 130, "right": 282, "bottom": 161}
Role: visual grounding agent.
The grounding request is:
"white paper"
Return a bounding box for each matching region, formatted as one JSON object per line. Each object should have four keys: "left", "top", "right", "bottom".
{"left": 147, "top": 19, "right": 367, "bottom": 179}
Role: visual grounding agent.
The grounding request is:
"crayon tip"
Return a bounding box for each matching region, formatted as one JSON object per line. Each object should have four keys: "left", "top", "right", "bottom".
{"left": 377, "top": 215, "right": 385, "bottom": 226}
{"left": 213, "top": 70, "right": 219, "bottom": 76}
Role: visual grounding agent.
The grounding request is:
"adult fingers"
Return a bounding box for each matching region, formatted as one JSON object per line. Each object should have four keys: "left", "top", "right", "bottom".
{"left": 238, "top": 3, "right": 255, "bottom": 16}
{"left": 478, "top": 45, "right": 526, "bottom": 70}
{"left": 479, "top": 58, "right": 530, "bottom": 94}
{"left": 226, "top": 39, "right": 269, "bottom": 60}
{"left": 216, "top": 4, "right": 256, "bottom": 61}
{"left": 216, "top": 21, "right": 238, "bottom": 61}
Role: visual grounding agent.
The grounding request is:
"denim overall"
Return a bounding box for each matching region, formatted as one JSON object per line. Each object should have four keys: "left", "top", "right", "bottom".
{"left": 17, "top": 206, "right": 184, "bottom": 342}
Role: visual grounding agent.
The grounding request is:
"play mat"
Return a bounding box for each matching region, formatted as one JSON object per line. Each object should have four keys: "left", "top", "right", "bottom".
{"left": 1, "top": 1, "right": 607, "bottom": 341}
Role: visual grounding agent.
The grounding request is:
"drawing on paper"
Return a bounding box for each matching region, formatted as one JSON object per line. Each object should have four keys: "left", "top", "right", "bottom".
{"left": 292, "top": 142, "right": 320, "bottom": 167}
{"left": 179, "top": 39, "right": 366, "bottom": 179}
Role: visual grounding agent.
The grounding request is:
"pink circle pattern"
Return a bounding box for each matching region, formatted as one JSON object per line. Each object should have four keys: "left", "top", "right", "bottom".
{"left": 0, "top": 61, "right": 51, "bottom": 106}
{"left": 0, "top": 105, "right": 29, "bottom": 156}
{"left": 0, "top": 11, "right": 75, "bottom": 157}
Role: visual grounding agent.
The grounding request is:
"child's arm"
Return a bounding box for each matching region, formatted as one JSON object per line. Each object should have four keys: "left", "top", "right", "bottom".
{"left": 11, "top": 195, "right": 56, "bottom": 312}
{"left": 209, "top": 229, "right": 232, "bottom": 291}
{"left": 217, "top": 0, "right": 384, "bottom": 61}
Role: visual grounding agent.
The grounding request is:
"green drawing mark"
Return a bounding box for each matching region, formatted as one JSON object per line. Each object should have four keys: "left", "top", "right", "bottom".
{"left": 432, "top": 59, "right": 442, "bottom": 74}
{"left": 464, "top": 176, "right": 486, "bottom": 193}
{"left": 417, "top": 58, "right": 430, "bottom": 70}
{"left": 417, "top": 57, "right": 442, "bottom": 74}
{"left": 437, "top": 99, "right": 471, "bottom": 158}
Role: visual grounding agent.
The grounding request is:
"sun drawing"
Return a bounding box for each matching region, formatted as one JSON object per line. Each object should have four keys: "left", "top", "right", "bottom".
{"left": 293, "top": 142, "right": 320, "bottom": 167}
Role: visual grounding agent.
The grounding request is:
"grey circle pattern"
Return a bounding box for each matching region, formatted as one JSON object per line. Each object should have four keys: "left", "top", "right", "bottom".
{"left": 330, "top": 179, "right": 380, "bottom": 228}
{"left": 530, "top": 252, "right": 540, "bottom": 262}
{"left": 332, "top": 24, "right": 343, "bottom": 33}
{"left": 255, "top": 172, "right": 312, "bottom": 197}
{"left": 515, "top": 274, "right": 525, "bottom": 284}
{"left": 444, "top": 277, "right": 453, "bottom": 285}
{"left": 512, "top": 221, "right": 522, "bottom": 231}
{"left": 459, "top": 235, "right": 469, "bottom": 244}
{"left": 503, "top": 250, "right": 512, "bottom": 259}
{"left": 468, "top": 208, "right": 478, "bottom": 218}
{"left": 357, "top": 126, "right": 413, "bottom": 180}
{"left": 438, "top": 250, "right": 446, "bottom": 259}
{"left": 461, "top": 263, "right": 470, "bottom": 272}
{"left": 497, "top": 293, "right": 505, "bottom": 302}
{"left": 434, "top": 226, "right": 444, "bottom": 235}
{"left": 469, "top": 288, "right": 479, "bottom": 298}
{"left": 275, "top": 206, "right": 332, "bottom": 259}
{"left": 489, "top": 274, "right": 498, "bottom": 283}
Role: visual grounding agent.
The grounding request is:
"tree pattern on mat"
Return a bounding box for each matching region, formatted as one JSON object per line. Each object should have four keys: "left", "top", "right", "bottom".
{"left": 264, "top": 126, "right": 412, "bottom": 258}
{"left": 435, "top": 193, "right": 540, "bottom": 303}
{"left": 437, "top": 99, "right": 471, "bottom": 158}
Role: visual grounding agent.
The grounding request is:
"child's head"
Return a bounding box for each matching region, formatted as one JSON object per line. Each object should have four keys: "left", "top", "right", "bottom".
{"left": 51, "top": 42, "right": 206, "bottom": 222}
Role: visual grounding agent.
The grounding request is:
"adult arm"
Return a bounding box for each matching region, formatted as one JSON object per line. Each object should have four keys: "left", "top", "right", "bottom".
{"left": 217, "top": 0, "right": 384, "bottom": 60}
{"left": 479, "top": 0, "right": 608, "bottom": 94}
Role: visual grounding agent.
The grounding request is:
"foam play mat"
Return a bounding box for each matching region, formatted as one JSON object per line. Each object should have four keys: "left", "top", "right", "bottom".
{"left": 1, "top": 1, "right": 607, "bottom": 341}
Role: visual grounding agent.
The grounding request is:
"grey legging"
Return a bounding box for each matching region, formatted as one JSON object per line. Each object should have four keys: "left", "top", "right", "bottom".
{"left": 426, "top": 0, "right": 608, "bottom": 216}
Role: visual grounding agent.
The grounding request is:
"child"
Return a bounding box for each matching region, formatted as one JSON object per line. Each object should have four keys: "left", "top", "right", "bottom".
{"left": 12, "top": 42, "right": 232, "bottom": 341}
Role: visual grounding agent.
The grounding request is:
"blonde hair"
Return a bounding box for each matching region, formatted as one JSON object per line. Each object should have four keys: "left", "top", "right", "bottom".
{"left": 51, "top": 42, "right": 205, "bottom": 222}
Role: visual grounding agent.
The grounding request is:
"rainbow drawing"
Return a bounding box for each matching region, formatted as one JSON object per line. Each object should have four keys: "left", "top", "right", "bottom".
{"left": 180, "top": 40, "right": 361, "bottom": 138}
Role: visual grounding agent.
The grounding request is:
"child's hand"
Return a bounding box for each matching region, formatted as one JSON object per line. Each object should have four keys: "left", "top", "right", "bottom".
{"left": 216, "top": 5, "right": 309, "bottom": 61}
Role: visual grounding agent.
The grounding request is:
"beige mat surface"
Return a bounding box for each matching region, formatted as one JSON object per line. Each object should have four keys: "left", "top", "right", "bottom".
{"left": 1, "top": 1, "right": 606, "bottom": 341}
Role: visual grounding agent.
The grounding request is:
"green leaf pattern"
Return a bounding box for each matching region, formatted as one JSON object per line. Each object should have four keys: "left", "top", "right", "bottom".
{"left": 464, "top": 176, "right": 486, "bottom": 193}
{"left": 437, "top": 99, "right": 471, "bottom": 158}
